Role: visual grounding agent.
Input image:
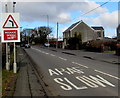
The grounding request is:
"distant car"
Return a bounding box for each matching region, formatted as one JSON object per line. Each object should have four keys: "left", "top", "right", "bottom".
{"left": 44, "top": 43, "right": 50, "bottom": 47}
{"left": 20, "top": 43, "right": 25, "bottom": 47}
{"left": 25, "top": 44, "right": 30, "bottom": 48}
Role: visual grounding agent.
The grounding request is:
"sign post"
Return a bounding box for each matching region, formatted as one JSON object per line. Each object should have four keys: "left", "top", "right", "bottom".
{"left": 2, "top": 13, "right": 20, "bottom": 73}
{"left": 13, "top": 42, "right": 16, "bottom": 73}
{"left": 6, "top": 43, "right": 9, "bottom": 70}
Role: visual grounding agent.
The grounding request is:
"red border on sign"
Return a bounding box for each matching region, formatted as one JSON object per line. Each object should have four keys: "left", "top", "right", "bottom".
{"left": 3, "top": 14, "right": 19, "bottom": 29}
{"left": 4, "top": 30, "right": 18, "bottom": 40}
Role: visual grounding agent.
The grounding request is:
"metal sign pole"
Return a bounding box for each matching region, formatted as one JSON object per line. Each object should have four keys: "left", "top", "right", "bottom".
{"left": 13, "top": 42, "right": 17, "bottom": 73}
{"left": 6, "top": 43, "right": 9, "bottom": 70}
{"left": 5, "top": 4, "right": 10, "bottom": 71}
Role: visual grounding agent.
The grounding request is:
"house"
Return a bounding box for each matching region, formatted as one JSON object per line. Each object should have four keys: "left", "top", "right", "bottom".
{"left": 63, "top": 20, "right": 100, "bottom": 48}
{"left": 91, "top": 26, "right": 104, "bottom": 40}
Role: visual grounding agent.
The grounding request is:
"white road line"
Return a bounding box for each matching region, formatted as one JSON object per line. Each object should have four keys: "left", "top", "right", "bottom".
{"left": 59, "top": 57, "right": 67, "bottom": 61}
{"left": 32, "top": 47, "right": 45, "bottom": 54}
{"left": 31, "top": 47, "right": 39, "bottom": 51}
{"left": 72, "top": 62, "right": 89, "bottom": 68}
{"left": 32, "top": 47, "right": 119, "bottom": 81}
{"left": 50, "top": 54, "right": 55, "bottom": 57}
{"left": 45, "top": 52, "right": 49, "bottom": 55}
{"left": 94, "top": 69, "right": 120, "bottom": 80}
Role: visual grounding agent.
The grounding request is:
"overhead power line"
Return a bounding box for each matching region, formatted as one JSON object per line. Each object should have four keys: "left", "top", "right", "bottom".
{"left": 81, "top": 0, "right": 112, "bottom": 16}
{"left": 60, "top": 0, "right": 112, "bottom": 30}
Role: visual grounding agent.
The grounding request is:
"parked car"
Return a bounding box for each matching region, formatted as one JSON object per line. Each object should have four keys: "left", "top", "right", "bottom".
{"left": 20, "top": 43, "right": 25, "bottom": 47}
{"left": 44, "top": 43, "right": 50, "bottom": 47}
{"left": 25, "top": 44, "right": 30, "bottom": 48}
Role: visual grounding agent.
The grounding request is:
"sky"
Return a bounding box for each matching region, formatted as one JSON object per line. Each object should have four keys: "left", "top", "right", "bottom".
{"left": 1, "top": 0, "right": 119, "bottom": 39}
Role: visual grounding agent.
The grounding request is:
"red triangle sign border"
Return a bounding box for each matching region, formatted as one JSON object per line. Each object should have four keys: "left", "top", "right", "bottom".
{"left": 3, "top": 14, "right": 19, "bottom": 29}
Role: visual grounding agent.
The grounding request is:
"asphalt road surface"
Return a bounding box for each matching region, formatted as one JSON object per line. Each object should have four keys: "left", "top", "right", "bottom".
{"left": 25, "top": 46, "right": 119, "bottom": 97}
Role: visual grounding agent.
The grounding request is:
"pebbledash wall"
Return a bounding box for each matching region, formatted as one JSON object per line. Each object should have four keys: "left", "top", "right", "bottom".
{"left": 63, "top": 21, "right": 99, "bottom": 49}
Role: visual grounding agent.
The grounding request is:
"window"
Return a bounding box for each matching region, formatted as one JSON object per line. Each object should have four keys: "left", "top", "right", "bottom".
{"left": 97, "top": 32, "right": 101, "bottom": 37}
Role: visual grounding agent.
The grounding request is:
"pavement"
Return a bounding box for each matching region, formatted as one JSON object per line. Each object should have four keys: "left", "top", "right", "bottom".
{"left": 46, "top": 47, "right": 120, "bottom": 64}
{"left": 13, "top": 47, "right": 47, "bottom": 97}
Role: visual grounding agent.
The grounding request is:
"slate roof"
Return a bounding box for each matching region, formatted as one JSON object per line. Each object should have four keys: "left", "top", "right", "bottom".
{"left": 91, "top": 27, "right": 104, "bottom": 30}
{"left": 63, "top": 21, "right": 81, "bottom": 33}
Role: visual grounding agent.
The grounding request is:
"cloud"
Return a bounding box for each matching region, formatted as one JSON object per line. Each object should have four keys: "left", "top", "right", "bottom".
{"left": 60, "top": 27, "right": 68, "bottom": 32}
{"left": 14, "top": 2, "right": 107, "bottom": 24}
{"left": 81, "top": 11, "right": 118, "bottom": 29}
{"left": 77, "top": 1, "right": 108, "bottom": 16}
{"left": 2, "top": 0, "right": 119, "bottom": 2}
{"left": 57, "top": 13, "right": 71, "bottom": 24}
{"left": 79, "top": 10, "right": 118, "bottom": 37}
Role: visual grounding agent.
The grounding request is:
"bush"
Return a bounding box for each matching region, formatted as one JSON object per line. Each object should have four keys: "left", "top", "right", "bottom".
{"left": 115, "top": 44, "right": 120, "bottom": 55}
{"left": 85, "top": 40, "right": 116, "bottom": 52}
{"left": 68, "top": 33, "right": 82, "bottom": 50}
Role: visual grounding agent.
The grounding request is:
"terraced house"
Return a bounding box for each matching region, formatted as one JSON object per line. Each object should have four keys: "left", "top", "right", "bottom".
{"left": 63, "top": 20, "right": 104, "bottom": 48}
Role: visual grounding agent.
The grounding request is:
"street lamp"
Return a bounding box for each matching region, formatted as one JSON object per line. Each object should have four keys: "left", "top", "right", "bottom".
{"left": 13, "top": 2, "right": 16, "bottom": 13}
{"left": 13, "top": 1, "right": 17, "bottom": 73}
{"left": 5, "top": 4, "right": 8, "bottom": 13}
{"left": 5, "top": 3, "right": 9, "bottom": 71}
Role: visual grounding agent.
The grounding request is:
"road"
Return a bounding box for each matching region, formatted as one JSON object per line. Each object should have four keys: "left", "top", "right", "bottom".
{"left": 25, "top": 46, "right": 119, "bottom": 96}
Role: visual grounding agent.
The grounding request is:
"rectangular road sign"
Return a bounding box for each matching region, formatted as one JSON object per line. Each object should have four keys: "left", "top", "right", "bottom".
{"left": 4, "top": 30, "right": 18, "bottom": 40}
{"left": 1, "top": 13, "right": 20, "bottom": 42}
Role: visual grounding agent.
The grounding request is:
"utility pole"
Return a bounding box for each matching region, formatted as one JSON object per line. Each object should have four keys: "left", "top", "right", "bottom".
{"left": 56, "top": 22, "right": 59, "bottom": 49}
{"left": 47, "top": 15, "right": 49, "bottom": 48}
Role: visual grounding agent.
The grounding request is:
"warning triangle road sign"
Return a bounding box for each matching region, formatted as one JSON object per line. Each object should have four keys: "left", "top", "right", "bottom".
{"left": 3, "top": 14, "right": 19, "bottom": 29}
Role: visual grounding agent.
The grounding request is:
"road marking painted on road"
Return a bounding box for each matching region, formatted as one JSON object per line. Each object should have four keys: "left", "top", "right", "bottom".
{"left": 31, "top": 47, "right": 41, "bottom": 52}
{"left": 32, "top": 47, "right": 46, "bottom": 54}
{"left": 50, "top": 54, "right": 55, "bottom": 57}
{"left": 94, "top": 69, "right": 120, "bottom": 80}
{"left": 48, "top": 67, "right": 84, "bottom": 76}
{"left": 59, "top": 57, "right": 67, "bottom": 61}
{"left": 72, "top": 62, "right": 89, "bottom": 68}
{"left": 53, "top": 75, "right": 115, "bottom": 91}
{"left": 45, "top": 52, "right": 49, "bottom": 55}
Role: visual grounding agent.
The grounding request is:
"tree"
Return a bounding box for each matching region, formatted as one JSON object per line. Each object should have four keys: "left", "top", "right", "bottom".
{"left": 34, "top": 26, "right": 52, "bottom": 44}
{"left": 68, "top": 33, "right": 82, "bottom": 50}
{"left": 38, "top": 26, "right": 52, "bottom": 36}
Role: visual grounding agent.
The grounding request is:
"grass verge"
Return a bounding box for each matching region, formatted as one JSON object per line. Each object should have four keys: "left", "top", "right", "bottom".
{"left": 104, "top": 51, "right": 115, "bottom": 53}
{"left": 2, "top": 69, "right": 18, "bottom": 97}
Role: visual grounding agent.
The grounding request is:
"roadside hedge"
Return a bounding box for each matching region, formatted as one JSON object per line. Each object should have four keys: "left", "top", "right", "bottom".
{"left": 84, "top": 40, "right": 117, "bottom": 52}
